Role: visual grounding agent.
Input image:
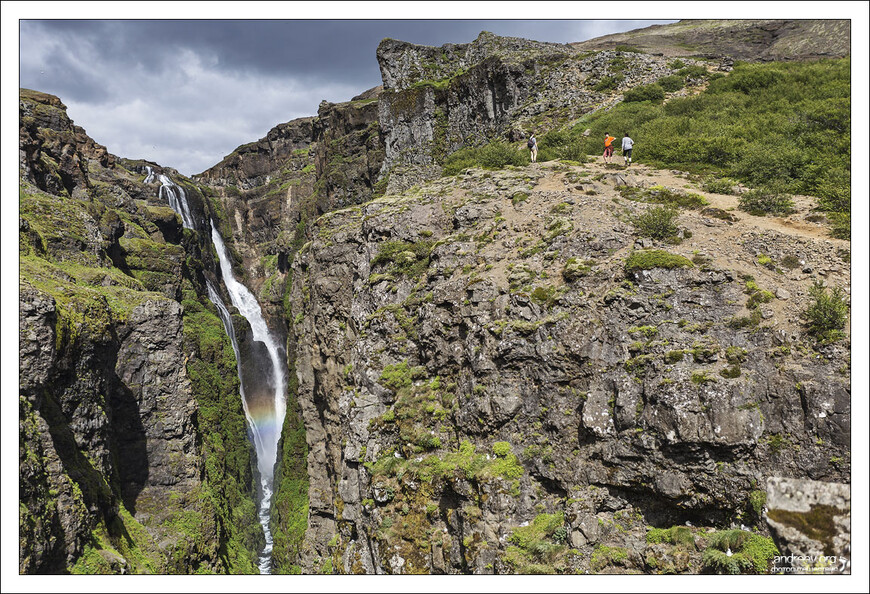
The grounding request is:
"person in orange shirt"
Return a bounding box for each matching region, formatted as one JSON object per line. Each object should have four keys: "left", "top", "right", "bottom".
{"left": 603, "top": 133, "right": 616, "bottom": 163}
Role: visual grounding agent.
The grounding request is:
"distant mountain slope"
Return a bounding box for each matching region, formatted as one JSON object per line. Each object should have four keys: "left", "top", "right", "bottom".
{"left": 571, "top": 19, "right": 851, "bottom": 60}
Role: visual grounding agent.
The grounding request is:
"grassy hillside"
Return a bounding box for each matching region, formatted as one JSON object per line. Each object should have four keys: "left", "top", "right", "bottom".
{"left": 535, "top": 58, "right": 850, "bottom": 237}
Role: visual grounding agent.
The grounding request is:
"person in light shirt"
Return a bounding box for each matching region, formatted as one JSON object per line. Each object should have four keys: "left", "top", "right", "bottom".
{"left": 622, "top": 132, "right": 634, "bottom": 167}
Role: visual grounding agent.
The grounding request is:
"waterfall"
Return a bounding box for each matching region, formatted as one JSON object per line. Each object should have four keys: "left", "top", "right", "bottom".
{"left": 205, "top": 280, "right": 276, "bottom": 574}
{"left": 145, "top": 166, "right": 196, "bottom": 229}
{"left": 210, "top": 221, "right": 287, "bottom": 474}
{"left": 155, "top": 169, "right": 285, "bottom": 574}
{"left": 204, "top": 280, "right": 269, "bottom": 462}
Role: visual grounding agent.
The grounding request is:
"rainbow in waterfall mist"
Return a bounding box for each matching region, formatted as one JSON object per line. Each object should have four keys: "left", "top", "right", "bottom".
{"left": 152, "top": 168, "right": 286, "bottom": 574}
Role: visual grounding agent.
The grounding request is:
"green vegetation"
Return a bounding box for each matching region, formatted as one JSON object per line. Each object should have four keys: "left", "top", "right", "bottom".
{"left": 691, "top": 370, "right": 717, "bottom": 385}
{"left": 68, "top": 506, "right": 165, "bottom": 574}
{"left": 702, "top": 530, "right": 778, "bottom": 574}
{"left": 590, "top": 545, "right": 629, "bottom": 572}
{"left": 20, "top": 255, "right": 161, "bottom": 351}
{"left": 20, "top": 173, "right": 264, "bottom": 573}
{"left": 442, "top": 141, "right": 527, "bottom": 175}
{"left": 724, "top": 346, "right": 748, "bottom": 363}
{"left": 371, "top": 239, "right": 435, "bottom": 279}
{"left": 366, "top": 439, "right": 523, "bottom": 485}
{"left": 531, "top": 59, "right": 851, "bottom": 224}
{"left": 803, "top": 280, "right": 849, "bottom": 342}
{"left": 379, "top": 361, "right": 427, "bottom": 392}
{"left": 511, "top": 191, "right": 530, "bottom": 205}
{"left": 619, "top": 184, "right": 707, "bottom": 209}
{"left": 738, "top": 184, "right": 795, "bottom": 216}
{"left": 746, "top": 287, "right": 774, "bottom": 309}
{"left": 270, "top": 368, "right": 309, "bottom": 574}
{"left": 492, "top": 441, "right": 513, "bottom": 457}
{"left": 738, "top": 278, "right": 775, "bottom": 317}
{"left": 625, "top": 249, "right": 694, "bottom": 272}
{"left": 409, "top": 67, "right": 468, "bottom": 93}
{"left": 371, "top": 363, "right": 452, "bottom": 453}
{"left": 657, "top": 75, "right": 686, "bottom": 92}
{"left": 762, "top": 433, "right": 789, "bottom": 454}
{"left": 594, "top": 75, "right": 624, "bottom": 92}
{"left": 623, "top": 83, "right": 666, "bottom": 103}
{"left": 562, "top": 257, "right": 592, "bottom": 281}
{"left": 646, "top": 525, "right": 695, "bottom": 548}
{"left": 536, "top": 129, "right": 595, "bottom": 163}
{"left": 630, "top": 205, "right": 681, "bottom": 240}
{"left": 748, "top": 489, "right": 767, "bottom": 517}
{"left": 665, "top": 349, "right": 687, "bottom": 364}
{"left": 701, "top": 177, "right": 736, "bottom": 195}
{"left": 676, "top": 65, "right": 710, "bottom": 79}
{"left": 504, "top": 513, "right": 570, "bottom": 574}
{"left": 531, "top": 285, "right": 561, "bottom": 308}
{"left": 628, "top": 325, "right": 658, "bottom": 339}
{"left": 181, "top": 297, "right": 264, "bottom": 573}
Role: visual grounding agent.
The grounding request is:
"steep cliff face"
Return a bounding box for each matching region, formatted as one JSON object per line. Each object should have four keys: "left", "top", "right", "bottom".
{"left": 289, "top": 162, "right": 850, "bottom": 574}
{"left": 19, "top": 89, "right": 263, "bottom": 574}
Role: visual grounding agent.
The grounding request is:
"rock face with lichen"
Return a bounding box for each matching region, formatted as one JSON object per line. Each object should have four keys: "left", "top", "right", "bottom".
{"left": 765, "top": 477, "right": 850, "bottom": 573}
{"left": 191, "top": 89, "right": 385, "bottom": 321}
{"left": 288, "top": 163, "right": 850, "bottom": 574}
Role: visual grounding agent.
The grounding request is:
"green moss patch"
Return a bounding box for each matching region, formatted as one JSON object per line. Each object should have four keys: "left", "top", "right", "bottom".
{"left": 181, "top": 299, "right": 263, "bottom": 573}
{"left": 647, "top": 525, "right": 695, "bottom": 548}
{"left": 702, "top": 529, "right": 778, "bottom": 574}
{"left": 625, "top": 250, "right": 694, "bottom": 272}
{"left": 503, "top": 513, "right": 570, "bottom": 574}
{"left": 371, "top": 239, "right": 435, "bottom": 280}
{"left": 590, "top": 545, "right": 629, "bottom": 572}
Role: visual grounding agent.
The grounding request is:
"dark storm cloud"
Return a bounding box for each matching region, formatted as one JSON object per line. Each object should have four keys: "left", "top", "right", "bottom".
{"left": 23, "top": 20, "right": 672, "bottom": 93}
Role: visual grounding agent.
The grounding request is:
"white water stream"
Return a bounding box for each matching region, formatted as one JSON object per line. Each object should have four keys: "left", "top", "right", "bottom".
{"left": 150, "top": 167, "right": 285, "bottom": 573}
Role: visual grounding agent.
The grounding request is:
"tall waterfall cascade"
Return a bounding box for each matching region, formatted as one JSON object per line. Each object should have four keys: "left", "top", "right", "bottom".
{"left": 148, "top": 167, "right": 286, "bottom": 574}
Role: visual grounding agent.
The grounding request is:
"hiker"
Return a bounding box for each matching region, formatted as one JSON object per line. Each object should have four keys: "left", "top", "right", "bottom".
{"left": 622, "top": 132, "right": 634, "bottom": 166}
{"left": 527, "top": 133, "right": 538, "bottom": 163}
{"left": 603, "top": 132, "right": 616, "bottom": 163}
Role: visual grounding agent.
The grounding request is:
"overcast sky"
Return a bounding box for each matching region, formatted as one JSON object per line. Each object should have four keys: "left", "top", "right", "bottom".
{"left": 17, "top": 18, "right": 677, "bottom": 175}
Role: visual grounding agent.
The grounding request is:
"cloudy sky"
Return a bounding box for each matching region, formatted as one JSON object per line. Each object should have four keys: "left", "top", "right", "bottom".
{"left": 16, "top": 15, "right": 678, "bottom": 175}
